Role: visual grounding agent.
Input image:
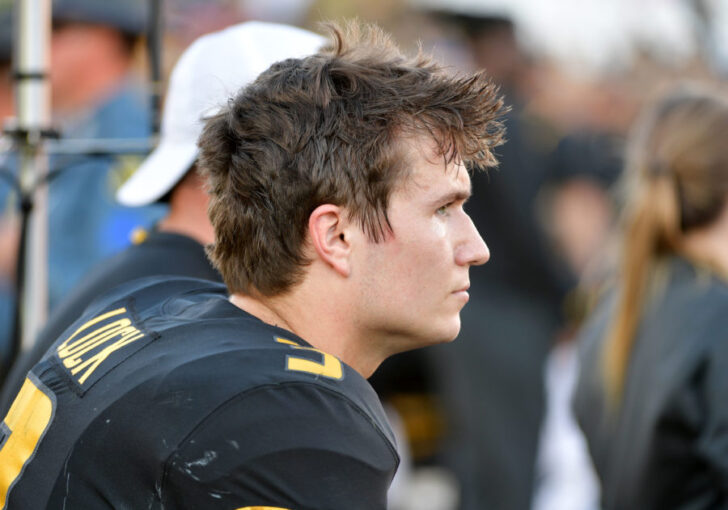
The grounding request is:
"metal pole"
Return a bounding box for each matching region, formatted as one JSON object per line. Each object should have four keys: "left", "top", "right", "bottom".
{"left": 14, "top": 0, "right": 51, "bottom": 351}
{"left": 4, "top": 0, "right": 165, "bottom": 372}
{"left": 148, "top": 0, "right": 164, "bottom": 138}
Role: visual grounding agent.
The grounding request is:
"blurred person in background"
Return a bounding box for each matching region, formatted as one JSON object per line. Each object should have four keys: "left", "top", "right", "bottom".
{"left": 542, "top": 132, "right": 623, "bottom": 285}
{"left": 530, "top": 131, "right": 624, "bottom": 510}
{"left": 573, "top": 85, "right": 728, "bottom": 509}
{"left": 0, "top": 0, "right": 165, "bottom": 368}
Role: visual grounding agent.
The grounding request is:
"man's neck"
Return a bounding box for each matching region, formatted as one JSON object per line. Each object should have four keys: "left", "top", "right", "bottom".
{"left": 157, "top": 178, "right": 214, "bottom": 245}
{"left": 157, "top": 210, "right": 214, "bottom": 246}
{"left": 229, "top": 284, "right": 387, "bottom": 379}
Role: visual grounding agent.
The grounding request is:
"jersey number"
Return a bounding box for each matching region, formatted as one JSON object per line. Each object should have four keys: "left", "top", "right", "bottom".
{"left": 0, "top": 376, "right": 55, "bottom": 509}
{"left": 275, "top": 337, "right": 343, "bottom": 380}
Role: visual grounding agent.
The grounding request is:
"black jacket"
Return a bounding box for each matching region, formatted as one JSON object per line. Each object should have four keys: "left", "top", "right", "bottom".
{"left": 574, "top": 256, "right": 728, "bottom": 509}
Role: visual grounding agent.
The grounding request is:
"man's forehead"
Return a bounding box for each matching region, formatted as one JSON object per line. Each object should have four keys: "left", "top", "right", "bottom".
{"left": 396, "top": 145, "right": 471, "bottom": 198}
{"left": 400, "top": 133, "right": 450, "bottom": 159}
{"left": 402, "top": 133, "right": 467, "bottom": 168}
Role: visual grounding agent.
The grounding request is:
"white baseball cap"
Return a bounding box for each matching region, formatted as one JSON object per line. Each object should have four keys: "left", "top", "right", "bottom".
{"left": 117, "top": 21, "right": 326, "bottom": 206}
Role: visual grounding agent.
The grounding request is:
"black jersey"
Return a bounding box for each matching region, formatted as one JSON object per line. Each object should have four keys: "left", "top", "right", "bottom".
{"left": 0, "top": 277, "right": 398, "bottom": 509}
{"left": 0, "top": 230, "right": 222, "bottom": 417}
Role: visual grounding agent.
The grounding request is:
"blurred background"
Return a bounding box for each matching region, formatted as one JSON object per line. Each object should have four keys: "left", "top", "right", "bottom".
{"left": 1, "top": 0, "right": 728, "bottom": 509}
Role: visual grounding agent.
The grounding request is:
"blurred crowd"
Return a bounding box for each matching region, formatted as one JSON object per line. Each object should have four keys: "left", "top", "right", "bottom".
{"left": 1, "top": 0, "right": 728, "bottom": 509}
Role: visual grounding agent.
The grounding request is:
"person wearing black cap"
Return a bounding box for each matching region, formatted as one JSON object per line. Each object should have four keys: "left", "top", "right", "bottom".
{"left": 43, "top": 0, "right": 167, "bottom": 307}
{"left": 0, "top": 0, "right": 168, "bottom": 374}
{"left": 0, "top": 0, "right": 166, "bottom": 313}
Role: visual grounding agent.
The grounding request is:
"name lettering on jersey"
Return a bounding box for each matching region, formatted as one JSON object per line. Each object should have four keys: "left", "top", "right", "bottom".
{"left": 56, "top": 307, "right": 146, "bottom": 387}
{"left": 275, "top": 337, "right": 343, "bottom": 380}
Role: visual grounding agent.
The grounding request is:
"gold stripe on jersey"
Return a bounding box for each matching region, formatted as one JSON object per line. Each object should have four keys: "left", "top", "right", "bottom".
{"left": 0, "top": 375, "right": 55, "bottom": 509}
{"left": 274, "top": 337, "right": 343, "bottom": 380}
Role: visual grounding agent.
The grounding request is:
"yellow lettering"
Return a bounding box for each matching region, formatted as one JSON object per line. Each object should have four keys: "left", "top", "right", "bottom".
{"left": 54, "top": 307, "right": 146, "bottom": 386}
{"left": 61, "top": 324, "right": 137, "bottom": 370}
{"left": 71, "top": 330, "right": 145, "bottom": 385}
{"left": 59, "top": 320, "right": 131, "bottom": 368}
{"left": 56, "top": 307, "right": 127, "bottom": 353}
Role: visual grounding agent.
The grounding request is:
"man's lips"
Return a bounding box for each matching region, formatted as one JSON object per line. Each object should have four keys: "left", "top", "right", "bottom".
{"left": 453, "top": 285, "right": 470, "bottom": 301}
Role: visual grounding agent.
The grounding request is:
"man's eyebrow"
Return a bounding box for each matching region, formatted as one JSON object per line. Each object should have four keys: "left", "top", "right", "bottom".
{"left": 432, "top": 189, "right": 472, "bottom": 206}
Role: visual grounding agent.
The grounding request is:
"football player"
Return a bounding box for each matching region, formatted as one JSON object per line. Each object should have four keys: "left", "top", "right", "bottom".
{"left": 0, "top": 21, "right": 505, "bottom": 509}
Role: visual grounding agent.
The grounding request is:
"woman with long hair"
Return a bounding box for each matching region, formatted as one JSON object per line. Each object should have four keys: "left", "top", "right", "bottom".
{"left": 573, "top": 85, "right": 728, "bottom": 509}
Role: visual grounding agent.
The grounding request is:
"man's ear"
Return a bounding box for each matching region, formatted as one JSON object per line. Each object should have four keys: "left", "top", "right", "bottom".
{"left": 308, "top": 204, "right": 352, "bottom": 277}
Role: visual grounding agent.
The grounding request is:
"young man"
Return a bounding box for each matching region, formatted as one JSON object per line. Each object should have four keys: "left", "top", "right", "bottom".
{"left": 0, "top": 22, "right": 505, "bottom": 509}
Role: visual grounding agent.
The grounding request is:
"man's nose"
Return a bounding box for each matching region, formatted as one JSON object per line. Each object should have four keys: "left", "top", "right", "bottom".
{"left": 456, "top": 216, "right": 490, "bottom": 267}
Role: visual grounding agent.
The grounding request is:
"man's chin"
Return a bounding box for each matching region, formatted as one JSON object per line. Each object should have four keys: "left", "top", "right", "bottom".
{"left": 427, "top": 317, "right": 462, "bottom": 345}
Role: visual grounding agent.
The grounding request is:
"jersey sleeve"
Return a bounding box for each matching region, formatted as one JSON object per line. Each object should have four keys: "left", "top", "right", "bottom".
{"left": 160, "top": 381, "right": 399, "bottom": 510}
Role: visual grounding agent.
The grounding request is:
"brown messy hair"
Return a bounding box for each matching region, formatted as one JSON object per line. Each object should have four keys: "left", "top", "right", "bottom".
{"left": 198, "top": 21, "right": 506, "bottom": 296}
{"left": 603, "top": 85, "right": 728, "bottom": 403}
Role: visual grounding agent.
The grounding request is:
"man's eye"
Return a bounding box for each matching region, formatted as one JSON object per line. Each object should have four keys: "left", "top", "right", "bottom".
{"left": 436, "top": 205, "right": 449, "bottom": 215}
